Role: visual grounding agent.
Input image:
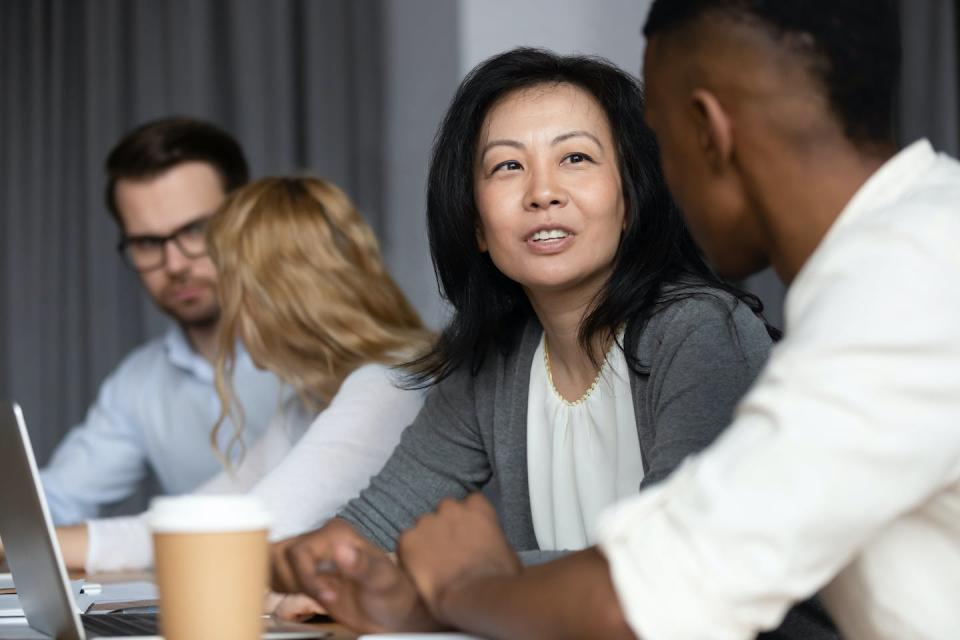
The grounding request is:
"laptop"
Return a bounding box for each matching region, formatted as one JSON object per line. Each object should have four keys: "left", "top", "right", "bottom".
{"left": 0, "top": 402, "right": 328, "bottom": 639}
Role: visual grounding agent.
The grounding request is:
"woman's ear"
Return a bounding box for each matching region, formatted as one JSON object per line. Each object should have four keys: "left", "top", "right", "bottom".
{"left": 476, "top": 224, "right": 488, "bottom": 252}
{"left": 690, "top": 89, "right": 733, "bottom": 174}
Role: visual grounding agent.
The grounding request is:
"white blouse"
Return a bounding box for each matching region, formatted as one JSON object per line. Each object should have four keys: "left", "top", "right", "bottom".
{"left": 527, "top": 333, "right": 643, "bottom": 550}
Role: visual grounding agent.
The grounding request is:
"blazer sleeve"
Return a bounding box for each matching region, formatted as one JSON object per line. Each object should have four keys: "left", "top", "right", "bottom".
{"left": 338, "top": 364, "right": 493, "bottom": 551}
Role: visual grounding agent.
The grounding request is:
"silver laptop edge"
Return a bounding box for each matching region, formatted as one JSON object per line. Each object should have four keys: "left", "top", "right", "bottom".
{"left": 0, "top": 402, "right": 86, "bottom": 640}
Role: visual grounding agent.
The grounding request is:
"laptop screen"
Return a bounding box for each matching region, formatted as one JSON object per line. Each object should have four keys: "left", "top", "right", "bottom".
{"left": 0, "top": 402, "right": 85, "bottom": 640}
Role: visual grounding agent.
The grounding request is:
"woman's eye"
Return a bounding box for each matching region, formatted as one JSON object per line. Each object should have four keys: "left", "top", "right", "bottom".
{"left": 564, "top": 153, "right": 592, "bottom": 165}
{"left": 492, "top": 160, "right": 522, "bottom": 173}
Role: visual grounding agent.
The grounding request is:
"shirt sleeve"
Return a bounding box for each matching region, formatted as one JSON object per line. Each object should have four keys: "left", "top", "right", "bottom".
{"left": 195, "top": 401, "right": 305, "bottom": 496}
{"left": 338, "top": 364, "right": 491, "bottom": 550}
{"left": 85, "top": 514, "right": 153, "bottom": 573}
{"left": 596, "top": 227, "right": 960, "bottom": 639}
{"left": 253, "top": 365, "right": 425, "bottom": 541}
{"left": 39, "top": 368, "right": 149, "bottom": 525}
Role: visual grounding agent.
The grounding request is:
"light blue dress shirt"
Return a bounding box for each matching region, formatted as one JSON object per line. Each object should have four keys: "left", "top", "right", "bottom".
{"left": 40, "top": 325, "right": 284, "bottom": 525}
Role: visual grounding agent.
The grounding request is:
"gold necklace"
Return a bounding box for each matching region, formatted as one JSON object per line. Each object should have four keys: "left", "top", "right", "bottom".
{"left": 543, "top": 338, "right": 607, "bottom": 407}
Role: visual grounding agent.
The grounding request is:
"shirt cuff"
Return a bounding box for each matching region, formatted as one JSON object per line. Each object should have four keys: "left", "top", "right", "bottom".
{"left": 85, "top": 515, "right": 154, "bottom": 573}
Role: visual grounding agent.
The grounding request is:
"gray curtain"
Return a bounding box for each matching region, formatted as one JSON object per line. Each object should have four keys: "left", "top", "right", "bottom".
{"left": 899, "top": 0, "right": 959, "bottom": 156}
{"left": 0, "top": 0, "right": 382, "bottom": 464}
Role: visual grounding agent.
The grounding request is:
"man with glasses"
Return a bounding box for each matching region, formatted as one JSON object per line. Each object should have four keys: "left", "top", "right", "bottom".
{"left": 38, "top": 118, "right": 282, "bottom": 543}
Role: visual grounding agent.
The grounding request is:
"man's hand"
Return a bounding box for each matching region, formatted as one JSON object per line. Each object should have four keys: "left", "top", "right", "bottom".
{"left": 271, "top": 518, "right": 442, "bottom": 633}
{"left": 397, "top": 493, "right": 521, "bottom": 621}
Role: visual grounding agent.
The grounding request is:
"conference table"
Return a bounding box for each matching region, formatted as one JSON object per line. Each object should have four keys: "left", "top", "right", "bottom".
{"left": 0, "top": 566, "right": 359, "bottom": 640}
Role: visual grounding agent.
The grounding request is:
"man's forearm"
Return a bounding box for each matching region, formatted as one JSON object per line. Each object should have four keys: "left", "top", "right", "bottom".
{"left": 436, "top": 548, "right": 636, "bottom": 640}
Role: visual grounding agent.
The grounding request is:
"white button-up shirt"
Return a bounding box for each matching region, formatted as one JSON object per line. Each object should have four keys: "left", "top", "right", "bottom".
{"left": 596, "top": 139, "right": 960, "bottom": 640}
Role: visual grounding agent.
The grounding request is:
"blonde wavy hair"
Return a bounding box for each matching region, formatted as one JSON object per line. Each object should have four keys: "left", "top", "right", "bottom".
{"left": 206, "top": 176, "right": 434, "bottom": 466}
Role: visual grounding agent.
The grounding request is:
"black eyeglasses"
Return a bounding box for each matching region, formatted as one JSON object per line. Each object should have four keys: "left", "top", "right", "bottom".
{"left": 117, "top": 215, "right": 213, "bottom": 272}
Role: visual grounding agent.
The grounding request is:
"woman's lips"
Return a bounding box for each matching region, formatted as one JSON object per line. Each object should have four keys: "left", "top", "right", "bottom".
{"left": 525, "top": 234, "right": 574, "bottom": 254}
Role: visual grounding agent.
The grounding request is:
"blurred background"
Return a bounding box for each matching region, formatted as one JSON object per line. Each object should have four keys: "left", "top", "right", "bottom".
{"left": 1, "top": 0, "right": 957, "bottom": 475}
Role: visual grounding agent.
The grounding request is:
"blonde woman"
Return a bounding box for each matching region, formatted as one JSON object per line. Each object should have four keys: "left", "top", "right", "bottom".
{"left": 54, "top": 177, "right": 432, "bottom": 581}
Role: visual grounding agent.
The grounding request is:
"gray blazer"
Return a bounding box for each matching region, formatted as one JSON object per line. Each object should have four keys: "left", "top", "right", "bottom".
{"left": 338, "top": 292, "right": 840, "bottom": 638}
{"left": 339, "top": 292, "right": 771, "bottom": 558}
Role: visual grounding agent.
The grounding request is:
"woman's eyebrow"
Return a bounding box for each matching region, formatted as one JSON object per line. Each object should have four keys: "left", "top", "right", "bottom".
{"left": 552, "top": 130, "right": 603, "bottom": 148}
{"left": 479, "top": 139, "right": 524, "bottom": 161}
{"left": 479, "top": 130, "right": 604, "bottom": 162}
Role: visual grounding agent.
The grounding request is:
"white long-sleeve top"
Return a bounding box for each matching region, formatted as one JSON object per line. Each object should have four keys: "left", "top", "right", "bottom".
{"left": 596, "top": 139, "right": 960, "bottom": 640}
{"left": 84, "top": 363, "right": 423, "bottom": 572}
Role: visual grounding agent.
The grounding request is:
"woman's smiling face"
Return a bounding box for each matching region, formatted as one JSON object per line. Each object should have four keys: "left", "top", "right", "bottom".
{"left": 473, "top": 82, "right": 625, "bottom": 300}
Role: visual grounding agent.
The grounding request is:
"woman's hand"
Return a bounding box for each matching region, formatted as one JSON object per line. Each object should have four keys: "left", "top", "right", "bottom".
{"left": 57, "top": 524, "right": 90, "bottom": 571}
{"left": 264, "top": 590, "right": 326, "bottom": 622}
{"left": 271, "top": 518, "right": 441, "bottom": 633}
{"left": 2, "top": 526, "right": 88, "bottom": 570}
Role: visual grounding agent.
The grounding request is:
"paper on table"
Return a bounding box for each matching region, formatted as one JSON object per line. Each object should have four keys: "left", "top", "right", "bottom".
{"left": 358, "top": 634, "right": 485, "bottom": 639}
{"left": 0, "top": 595, "right": 22, "bottom": 618}
{"left": 0, "top": 573, "right": 96, "bottom": 596}
{"left": 0, "top": 580, "right": 95, "bottom": 617}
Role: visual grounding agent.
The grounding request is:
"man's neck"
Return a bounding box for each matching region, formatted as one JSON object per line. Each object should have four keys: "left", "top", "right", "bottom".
{"left": 748, "top": 141, "right": 895, "bottom": 284}
{"left": 184, "top": 323, "right": 220, "bottom": 365}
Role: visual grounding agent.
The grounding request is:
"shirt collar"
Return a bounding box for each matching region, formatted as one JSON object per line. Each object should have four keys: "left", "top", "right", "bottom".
{"left": 162, "top": 325, "right": 257, "bottom": 383}
{"left": 162, "top": 326, "right": 212, "bottom": 381}
{"left": 825, "top": 139, "right": 936, "bottom": 241}
{"left": 790, "top": 139, "right": 937, "bottom": 290}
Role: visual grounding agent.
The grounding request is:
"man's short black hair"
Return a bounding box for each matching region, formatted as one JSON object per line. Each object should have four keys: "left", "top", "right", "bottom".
{"left": 644, "top": 0, "right": 901, "bottom": 146}
{"left": 104, "top": 116, "right": 249, "bottom": 225}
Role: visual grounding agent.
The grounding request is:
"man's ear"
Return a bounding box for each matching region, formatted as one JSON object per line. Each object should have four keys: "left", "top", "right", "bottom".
{"left": 691, "top": 89, "right": 733, "bottom": 173}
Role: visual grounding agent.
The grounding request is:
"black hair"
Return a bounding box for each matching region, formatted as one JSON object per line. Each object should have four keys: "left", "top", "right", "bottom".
{"left": 643, "top": 0, "right": 901, "bottom": 147}
{"left": 406, "top": 47, "right": 776, "bottom": 386}
{"left": 104, "top": 116, "right": 249, "bottom": 225}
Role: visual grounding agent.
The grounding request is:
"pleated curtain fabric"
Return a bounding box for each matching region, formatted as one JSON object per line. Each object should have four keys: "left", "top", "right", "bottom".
{"left": 0, "top": 0, "right": 383, "bottom": 469}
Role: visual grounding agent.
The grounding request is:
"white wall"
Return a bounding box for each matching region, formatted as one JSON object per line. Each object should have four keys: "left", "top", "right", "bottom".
{"left": 380, "top": 0, "right": 461, "bottom": 328}
{"left": 458, "top": 0, "right": 652, "bottom": 77}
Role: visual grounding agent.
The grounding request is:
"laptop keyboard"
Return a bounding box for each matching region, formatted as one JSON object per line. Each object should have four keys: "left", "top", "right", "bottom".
{"left": 81, "top": 613, "right": 159, "bottom": 637}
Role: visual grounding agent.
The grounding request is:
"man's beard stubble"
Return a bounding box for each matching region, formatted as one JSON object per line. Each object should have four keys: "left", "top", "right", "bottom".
{"left": 159, "top": 276, "right": 220, "bottom": 331}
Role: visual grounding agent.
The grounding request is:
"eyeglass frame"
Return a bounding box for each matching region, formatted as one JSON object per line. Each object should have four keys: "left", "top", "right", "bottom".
{"left": 116, "top": 213, "right": 214, "bottom": 272}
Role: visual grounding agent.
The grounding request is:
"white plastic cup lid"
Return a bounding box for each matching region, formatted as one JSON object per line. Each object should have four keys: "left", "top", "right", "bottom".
{"left": 147, "top": 494, "right": 272, "bottom": 533}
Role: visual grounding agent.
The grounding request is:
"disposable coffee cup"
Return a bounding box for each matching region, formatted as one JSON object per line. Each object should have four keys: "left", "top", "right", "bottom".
{"left": 147, "top": 495, "right": 272, "bottom": 640}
